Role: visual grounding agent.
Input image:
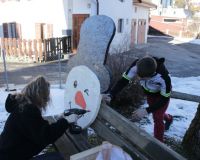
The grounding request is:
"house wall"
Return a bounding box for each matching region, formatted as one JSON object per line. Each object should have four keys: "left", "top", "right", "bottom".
{"left": 0, "top": 0, "right": 151, "bottom": 52}
{"left": 0, "top": 25, "right": 3, "bottom": 37}
{"left": 98, "top": 0, "right": 132, "bottom": 51}
{"left": 63, "top": 0, "right": 97, "bottom": 35}
{"left": 150, "top": 15, "right": 186, "bottom": 37}
{"left": 132, "top": 5, "right": 149, "bottom": 44}
{"left": 68, "top": 0, "right": 150, "bottom": 51}
{"left": 72, "top": 0, "right": 96, "bottom": 15}
{"left": 0, "top": 0, "right": 67, "bottom": 39}
{"left": 98, "top": 1, "right": 150, "bottom": 50}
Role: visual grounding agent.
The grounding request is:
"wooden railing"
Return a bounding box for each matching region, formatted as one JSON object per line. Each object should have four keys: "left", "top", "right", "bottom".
{"left": 44, "top": 37, "right": 72, "bottom": 61}
{"left": 171, "top": 91, "right": 200, "bottom": 103}
{"left": 0, "top": 36, "right": 72, "bottom": 63}
{"left": 46, "top": 90, "right": 198, "bottom": 160}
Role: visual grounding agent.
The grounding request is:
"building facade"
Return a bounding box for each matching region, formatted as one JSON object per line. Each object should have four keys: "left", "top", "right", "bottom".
{"left": 0, "top": 0, "right": 156, "bottom": 52}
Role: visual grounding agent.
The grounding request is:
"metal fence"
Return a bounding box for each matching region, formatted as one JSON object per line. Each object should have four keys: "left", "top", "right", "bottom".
{"left": 0, "top": 36, "right": 72, "bottom": 90}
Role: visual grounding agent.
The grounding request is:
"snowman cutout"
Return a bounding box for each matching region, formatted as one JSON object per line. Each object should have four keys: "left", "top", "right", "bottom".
{"left": 65, "top": 15, "right": 115, "bottom": 128}
{"left": 64, "top": 65, "right": 101, "bottom": 129}
{"left": 66, "top": 15, "right": 116, "bottom": 93}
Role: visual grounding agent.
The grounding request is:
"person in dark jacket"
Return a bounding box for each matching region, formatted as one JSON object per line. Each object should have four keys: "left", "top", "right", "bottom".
{"left": 0, "top": 76, "right": 78, "bottom": 160}
{"left": 103, "top": 56, "right": 173, "bottom": 142}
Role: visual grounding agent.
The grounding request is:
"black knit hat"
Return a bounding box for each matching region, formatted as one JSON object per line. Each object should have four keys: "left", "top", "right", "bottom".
{"left": 136, "top": 56, "right": 157, "bottom": 78}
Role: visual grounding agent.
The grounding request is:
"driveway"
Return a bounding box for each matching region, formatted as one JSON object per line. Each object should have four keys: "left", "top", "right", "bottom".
{"left": 0, "top": 60, "right": 68, "bottom": 87}
{"left": 139, "top": 37, "right": 200, "bottom": 77}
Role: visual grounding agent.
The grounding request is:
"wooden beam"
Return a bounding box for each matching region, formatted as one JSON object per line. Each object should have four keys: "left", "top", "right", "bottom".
{"left": 97, "top": 103, "right": 187, "bottom": 160}
{"left": 70, "top": 146, "right": 101, "bottom": 160}
{"left": 171, "top": 91, "right": 200, "bottom": 103}
{"left": 92, "top": 118, "right": 150, "bottom": 160}
{"left": 45, "top": 116, "right": 79, "bottom": 160}
{"left": 66, "top": 130, "right": 92, "bottom": 152}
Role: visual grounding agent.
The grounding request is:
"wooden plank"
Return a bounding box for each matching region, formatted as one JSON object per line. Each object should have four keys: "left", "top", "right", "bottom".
{"left": 22, "top": 39, "right": 27, "bottom": 57}
{"left": 38, "top": 39, "right": 43, "bottom": 62}
{"left": 17, "top": 39, "right": 22, "bottom": 57}
{"left": 13, "top": 38, "right": 17, "bottom": 57}
{"left": 171, "top": 91, "right": 200, "bottom": 103}
{"left": 4, "top": 38, "right": 9, "bottom": 56}
{"left": 45, "top": 116, "right": 79, "bottom": 160}
{"left": 43, "top": 39, "right": 47, "bottom": 61}
{"left": 33, "top": 39, "right": 38, "bottom": 62}
{"left": 98, "top": 103, "right": 186, "bottom": 160}
{"left": 92, "top": 118, "right": 150, "bottom": 160}
{"left": 70, "top": 146, "right": 101, "bottom": 160}
{"left": 8, "top": 38, "right": 12, "bottom": 56}
{"left": 66, "top": 130, "right": 92, "bottom": 152}
{"left": 28, "top": 40, "right": 32, "bottom": 60}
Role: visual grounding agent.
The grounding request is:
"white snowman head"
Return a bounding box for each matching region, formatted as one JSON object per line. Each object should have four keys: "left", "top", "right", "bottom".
{"left": 64, "top": 65, "right": 102, "bottom": 129}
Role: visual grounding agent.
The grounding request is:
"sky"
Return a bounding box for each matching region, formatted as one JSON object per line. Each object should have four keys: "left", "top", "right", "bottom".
{"left": 0, "top": 76, "right": 200, "bottom": 142}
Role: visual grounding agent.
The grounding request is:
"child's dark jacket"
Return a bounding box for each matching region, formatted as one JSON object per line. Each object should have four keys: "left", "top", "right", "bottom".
{"left": 110, "top": 57, "right": 172, "bottom": 113}
{"left": 0, "top": 94, "right": 69, "bottom": 160}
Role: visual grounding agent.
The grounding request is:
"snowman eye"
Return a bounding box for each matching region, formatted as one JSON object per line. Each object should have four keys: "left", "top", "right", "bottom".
{"left": 73, "top": 80, "right": 77, "bottom": 88}
{"left": 84, "top": 89, "right": 89, "bottom": 96}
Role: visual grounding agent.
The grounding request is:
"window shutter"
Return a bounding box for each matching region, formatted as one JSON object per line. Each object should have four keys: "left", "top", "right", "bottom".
{"left": 35, "top": 23, "right": 42, "bottom": 39}
{"left": 16, "top": 23, "right": 22, "bottom": 38}
{"left": 10, "top": 22, "right": 17, "bottom": 38}
{"left": 117, "top": 19, "right": 124, "bottom": 33}
{"left": 47, "top": 24, "right": 53, "bottom": 38}
{"left": 3, "top": 23, "right": 9, "bottom": 38}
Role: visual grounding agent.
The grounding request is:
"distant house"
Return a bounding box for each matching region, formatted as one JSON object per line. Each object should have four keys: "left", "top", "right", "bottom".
{"left": 149, "top": 0, "right": 194, "bottom": 37}
{"left": 0, "top": 0, "right": 156, "bottom": 53}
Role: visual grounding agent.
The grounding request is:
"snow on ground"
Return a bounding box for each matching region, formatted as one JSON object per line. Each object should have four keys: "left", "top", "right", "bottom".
{"left": 148, "top": 35, "right": 200, "bottom": 45}
{"left": 137, "top": 76, "right": 200, "bottom": 141}
{"left": 0, "top": 76, "right": 200, "bottom": 141}
{"left": 189, "top": 39, "right": 200, "bottom": 45}
{"left": 171, "top": 37, "right": 200, "bottom": 45}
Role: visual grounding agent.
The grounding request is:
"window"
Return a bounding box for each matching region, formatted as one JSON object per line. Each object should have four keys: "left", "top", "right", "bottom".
{"left": 35, "top": 23, "right": 53, "bottom": 40}
{"left": 117, "top": 19, "right": 124, "bottom": 33}
{"left": 3, "top": 22, "right": 21, "bottom": 38}
{"left": 164, "top": 19, "right": 179, "bottom": 22}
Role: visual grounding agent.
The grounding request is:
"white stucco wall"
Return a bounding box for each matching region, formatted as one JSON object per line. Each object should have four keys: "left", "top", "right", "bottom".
{"left": 98, "top": 1, "right": 150, "bottom": 50}
{"left": 98, "top": 0, "right": 133, "bottom": 52}
{"left": 66, "top": 0, "right": 97, "bottom": 30}
{"left": 0, "top": 0, "right": 151, "bottom": 51}
{"left": 72, "top": 0, "right": 96, "bottom": 15}
{"left": 0, "top": 25, "right": 3, "bottom": 38}
{"left": 0, "top": 0, "right": 67, "bottom": 39}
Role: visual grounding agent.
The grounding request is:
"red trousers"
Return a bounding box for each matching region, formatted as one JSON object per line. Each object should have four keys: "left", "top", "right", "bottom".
{"left": 147, "top": 95, "right": 171, "bottom": 142}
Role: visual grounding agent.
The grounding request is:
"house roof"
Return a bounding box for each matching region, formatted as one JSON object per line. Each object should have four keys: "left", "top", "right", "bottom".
{"left": 133, "top": 0, "right": 157, "bottom": 9}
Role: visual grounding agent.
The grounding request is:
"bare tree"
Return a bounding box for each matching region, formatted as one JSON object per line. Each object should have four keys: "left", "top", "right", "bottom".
{"left": 182, "top": 103, "right": 200, "bottom": 159}
{"left": 109, "top": 33, "right": 131, "bottom": 55}
{"left": 188, "top": 22, "right": 200, "bottom": 39}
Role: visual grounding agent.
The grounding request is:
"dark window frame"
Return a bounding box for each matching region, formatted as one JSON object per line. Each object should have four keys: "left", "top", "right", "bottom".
{"left": 2, "top": 22, "right": 21, "bottom": 38}
{"left": 117, "top": 19, "right": 124, "bottom": 33}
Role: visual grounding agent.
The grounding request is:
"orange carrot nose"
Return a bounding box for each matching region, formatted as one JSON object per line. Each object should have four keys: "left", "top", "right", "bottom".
{"left": 75, "top": 91, "right": 86, "bottom": 109}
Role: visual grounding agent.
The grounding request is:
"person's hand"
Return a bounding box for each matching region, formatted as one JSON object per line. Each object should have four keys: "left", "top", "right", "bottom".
{"left": 64, "top": 114, "right": 79, "bottom": 124}
{"left": 132, "top": 108, "right": 148, "bottom": 121}
{"left": 102, "top": 93, "right": 112, "bottom": 104}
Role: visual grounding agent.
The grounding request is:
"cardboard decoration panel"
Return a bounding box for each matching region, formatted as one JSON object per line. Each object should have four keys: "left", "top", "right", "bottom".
{"left": 64, "top": 65, "right": 101, "bottom": 129}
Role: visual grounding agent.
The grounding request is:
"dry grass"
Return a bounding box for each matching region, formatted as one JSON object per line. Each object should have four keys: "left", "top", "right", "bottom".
{"left": 106, "top": 51, "right": 145, "bottom": 116}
